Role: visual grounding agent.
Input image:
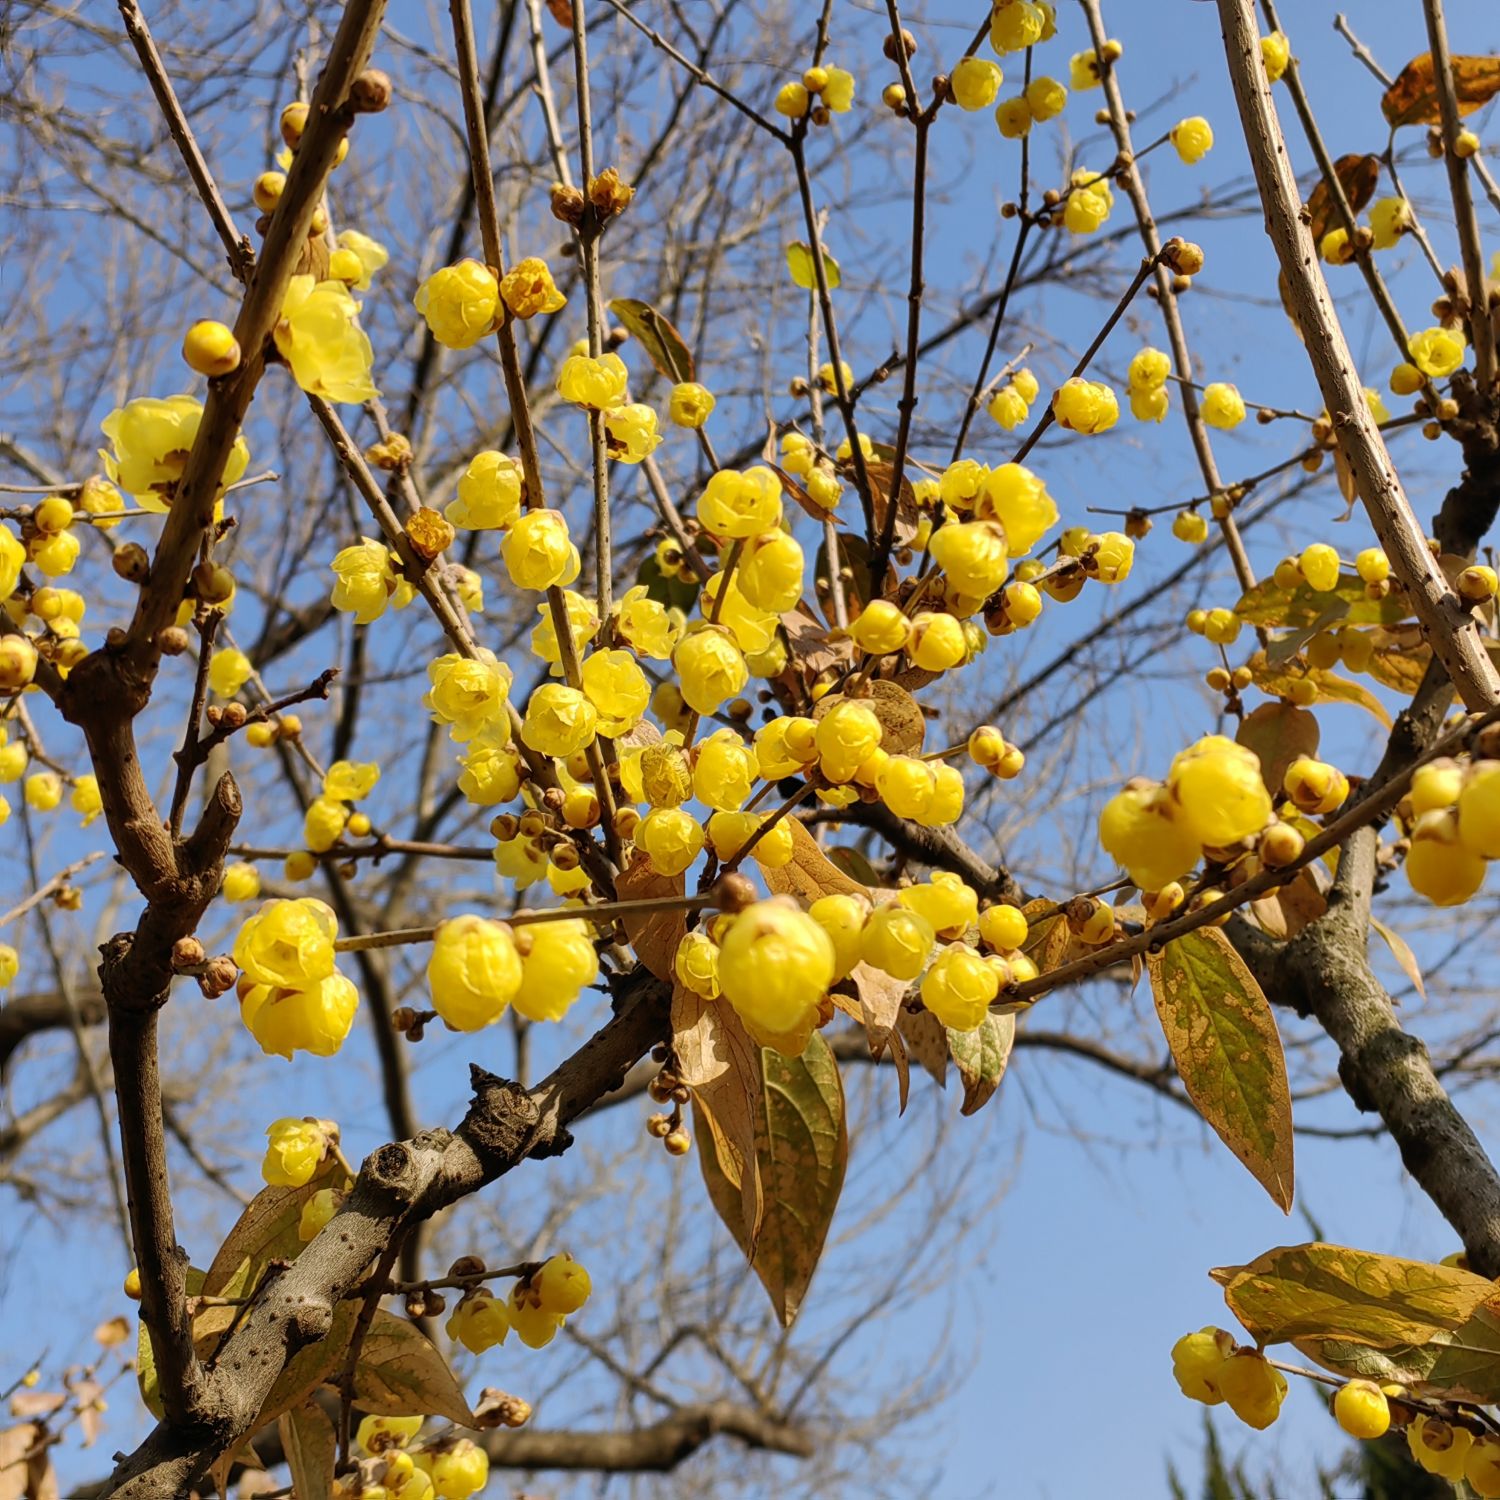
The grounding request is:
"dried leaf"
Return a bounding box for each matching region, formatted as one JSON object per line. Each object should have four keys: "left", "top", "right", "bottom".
{"left": 1148, "top": 928, "right": 1294, "bottom": 1211}
{"left": 785, "top": 240, "right": 841, "bottom": 292}
{"left": 814, "top": 531, "right": 884, "bottom": 621}
{"left": 673, "top": 985, "right": 763, "bottom": 1237}
{"left": 352, "top": 1311, "right": 475, "bottom": 1426}
{"left": 615, "top": 855, "right": 686, "bottom": 983}
{"left": 1383, "top": 52, "right": 1500, "bottom": 128}
{"left": 93, "top": 1316, "right": 130, "bottom": 1349}
{"left": 750, "top": 1032, "right": 848, "bottom": 1326}
{"left": 0, "top": 1425, "right": 41, "bottom": 1500}
{"left": 1235, "top": 702, "right": 1320, "bottom": 797}
{"left": 1371, "top": 916, "right": 1425, "bottom": 999}
{"left": 4, "top": 1397, "right": 61, "bottom": 1423}
{"left": 897, "top": 1002, "right": 948, "bottom": 1087}
{"left": 1214, "top": 1242, "right": 1494, "bottom": 1346}
{"left": 949, "top": 1013, "right": 1015, "bottom": 1117}
{"left": 71, "top": 1381, "right": 104, "bottom": 1449}
{"left": 1305, "top": 153, "right": 1379, "bottom": 244}
{"left": 781, "top": 604, "right": 855, "bottom": 679}
{"left": 607, "top": 297, "right": 694, "bottom": 383}
{"left": 545, "top": 0, "right": 570, "bottom": 24}
{"left": 848, "top": 961, "right": 905, "bottom": 1059}
{"left": 761, "top": 819, "right": 870, "bottom": 905}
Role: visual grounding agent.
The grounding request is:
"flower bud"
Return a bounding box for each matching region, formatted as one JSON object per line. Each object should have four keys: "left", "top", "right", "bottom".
{"left": 351, "top": 68, "right": 392, "bottom": 113}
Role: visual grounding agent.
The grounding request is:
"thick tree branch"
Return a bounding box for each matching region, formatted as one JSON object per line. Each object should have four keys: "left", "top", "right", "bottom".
{"left": 1216, "top": 0, "right": 1500, "bottom": 711}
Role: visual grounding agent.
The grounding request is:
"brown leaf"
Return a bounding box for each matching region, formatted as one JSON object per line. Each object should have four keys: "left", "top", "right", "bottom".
{"left": 0, "top": 1425, "right": 41, "bottom": 1500}
{"left": 848, "top": 961, "right": 905, "bottom": 1058}
{"left": 352, "top": 1311, "right": 475, "bottom": 1426}
{"left": 780, "top": 605, "right": 855, "bottom": 679}
{"left": 93, "top": 1316, "right": 130, "bottom": 1349}
{"left": 1235, "top": 702, "right": 1320, "bottom": 798}
{"left": 1148, "top": 928, "right": 1294, "bottom": 1212}
{"left": 71, "top": 1381, "right": 104, "bottom": 1449}
{"left": 545, "top": 0, "right": 570, "bottom": 24}
{"left": 1371, "top": 917, "right": 1425, "bottom": 999}
{"left": 861, "top": 460, "right": 921, "bottom": 551}
{"left": 897, "top": 1002, "right": 948, "bottom": 1087}
{"left": 277, "top": 1402, "right": 335, "bottom": 1500}
{"left": 761, "top": 819, "right": 870, "bottom": 905}
{"left": 607, "top": 298, "right": 694, "bottom": 383}
{"left": 673, "top": 985, "right": 763, "bottom": 1237}
{"left": 1383, "top": 52, "right": 1500, "bottom": 128}
{"left": 5, "top": 1397, "right": 61, "bottom": 1423}
{"left": 615, "top": 854, "right": 685, "bottom": 983}
{"left": 1305, "top": 153, "right": 1379, "bottom": 244}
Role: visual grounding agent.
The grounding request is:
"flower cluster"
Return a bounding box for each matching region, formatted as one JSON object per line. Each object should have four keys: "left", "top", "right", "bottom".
{"left": 232, "top": 899, "right": 359, "bottom": 1058}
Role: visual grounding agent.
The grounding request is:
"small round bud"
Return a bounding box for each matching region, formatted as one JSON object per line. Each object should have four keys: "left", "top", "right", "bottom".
{"left": 182, "top": 320, "right": 242, "bottom": 378}
{"left": 124, "top": 1268, "right": 142, "bottom": 1300}
{"left": 252, "top": 171, "right": 286, "bottom": 213}
{"left": 664, "top": 1128, "right": 692, "bottom": 1157}
{"left": 113, "top": 542, "right": 150, "bottom": 583}
{"left": 172, "top": 936, "right": 206, "bottom": 971}
{"left": 1161, "top": 237, "right": 1205, "bottom": 276}
{"left": 280, "top": 102, "right": 309, "bottom": 150}
{"left": 422, "top": 1289, "right": 447, "bottom": 1318}
{"left": 197, "top": 955, "right": 239, "bottom": 998}
{"left": 157, "top": 626, "right": 190, "bottom": 656}
{"left": 883, "top": 27, "right": 917, "bottom": 60}
{"left": 647, "top": 1112, "right": 673, "bottom": 1138}
{"left": 221, "top": 702, "right": 248, "bottom": 730}
{"left": 350, "top": 68, "right": 392, "bottom": 113}
{"left": 714, "top": 871, "right": 757, "bottom": 913}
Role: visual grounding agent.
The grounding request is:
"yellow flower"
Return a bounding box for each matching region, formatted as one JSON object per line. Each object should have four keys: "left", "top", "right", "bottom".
{"left": 427, "top": 915, "right": 523, "bottom": 1031}
{"left": 667, "top": 382, "right": 715, "bottom": 428}
{"left": 234, "top": 898, "right": 338, "bottom": 988}
{"left": 557, "top": 351, "right": 628, "bottom": 409}
{"left": 100, "top": 394, "right": 249, "bottom": 510}
{"left": 530, "top": 589, "right": 599, "bottom": 668}
{"left": 580, "top": 649, "right": 648, "bottom": 736}
{"left": 534, "top": 1253, "right": 591, "bottom": 1315}
{"left": 736, "top": 529, "right": 804, "bottom": 612}
{"left": 1170, "top": 116, "right": 1214, "bottom": 164}
{"left": 774, "top": 81, "right": 809, "bottom": 119}
{"left": 0, "top": 527, "right": 24, "bottom": 602}
{"left": 1369, "top": 197, "right": 1412, "bottom": 250}
{"left": 1063, "top": 169, "right": 1114, "bottom": 234}
{"left": 1260, "top": 31, "right": 1290, "bottom": 84}
{"left": 0, "top": 944, "right": 17, "bottom": 989}
{"left": 78, "top": 476, "right": 122, "bottom": 531}
{"left": 522, "top": 682, "right": 598, "bottom": 756}
{"left": 424, "top": 649, "right": 512, "bottom": 742}
{"left": 513, "top": 919, "right": 598, "bottom": 1021}
{"left": 240, "top": 971, "right": 359, "bottom": 1059}
{"left": 987, "top": 385, "right": 1029, "bottom": 430}
{"left": 416, "top": 1438, "right": 489, "bottom": 1500}
{"left": 697, "top": 466, "right": 783, "bottom": 539}
{"left": 502, "top": 509, "right": 579, "bottom": 591}
{"left": 303, "top": 796, "right": 348, "bottom": 853}
{"left": 323, "top": 760, "right": 379, "bottom": 803}
{"left": 922, "top": 943, "right": 999, "bottom": 1031}
{"left": 992, "top": 1, "right": 1045, "bottom": 54}
{"left": 457, "top": 735, "right": 522, "bottom": 806}
{"left": 929, "top": 520, "right": 1009, "bottom": 598}
{"left": 951, "top": 57, "right": 1003, "bottom": 112}
{"left": 328, "top": 537, "right": 395, "bottom": 624}
{"left": 24, "top": 772, "right": 62, "bottom": 812}
{"left": 603, "top": 403, "right": 662, "bottom": 464}
{"left": 1409, "top": 326, "right": 1466, "bottom": 379}
{"left": 977, "top": 463, "right": 1058, "bottom": 553}
{"left": 499, "top": 256, "right": 566, "bottom": 319}
{"left": 636, "top": 807, "right": 705, "bottom": 876}
{"left": 822, "top": 66, "right": 855, "bottom": 112}
{"left": 335, "top": 229, "right": 389, "bottom": 290}
{"left": 446, "top": 450, "right": 523, "bottom": 531}
{"left": 414, "top": 259, "right": 500, "bottom": 349}
{"left": 673, "top": 625, "right": 747, "bottom": 714}
{"left": 298, "top": 1187, "right": 338, "bottom": 1242}
{"left": 700, "top": 570, "right": 777, "bottom": 654}
{"left": 447, "top": 1289, "right": 511, "bottom": 1354}
{"left": 261, "top": 1117, "right": 328, "bottom": 1187}
{"left": 222, "top": 861, "right": 261, "bottom": 902}
{"left": 208, "top": 648, "right": 252, "bottom": 698}
{"left": 614, "top": 585, "right": 680, "bottom": 659}
{"left": 70, "top": 774, "right": 102, "bottom": 827}
{"left": 1053, "top": 377, "right": 1119, "bottom": 433}
{"left": 1025, "top": 75, "right": 1067, "bottom": 120}
{"left": 693, "top": 729, "right": 757, "bottom": 811}
{"left": 1167, "top": 735, "right": 1273, "bottom": 847}
{"left": 357, "top": 1416, "right": 424, "bottom": 1456}
{"left": 994, "top": 97, "right": 1032, "bottom": 139}
{"left": 1201, "top": 382, "right": 1246, "bottom": 429}
{"left": 717, "top": 899, "right": 834, "bottom": 1036}
{"left": 274, "top": 276, "right": 377, "bottom": 404}
{"left": 674, "top": 930, "right": 721, "bottom": 997}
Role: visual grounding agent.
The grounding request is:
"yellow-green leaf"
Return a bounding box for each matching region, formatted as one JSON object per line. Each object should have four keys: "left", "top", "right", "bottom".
{"left": 352, "top": 1310, "right": 475, "bottom": 1426}
{"left": 786, "top": 240, "right": 841, "bottom": 291}
{"left": 1147, "top": 928, "right": 1294, "bottom": 1211}
{"left": 278, "top": 1401, "right": 336, "bottom": 1500}
{"left": 136, "top": 1267, "right": 207, "bottom": 1420}
{"left": 1235, "top": 575, "right": 1408, "bottom": 629}
{"left": 948, "top": 1013, "right": 1014, "bottom": 1117}
{"left": 606, "top": 297, "right": 694, "bottom": 383}
{"left": 1214, "top": 1242, "right": 1495, "bottom": 1347}
{"left": 1371, "top": 916, "right": 1426, "bottom": 998}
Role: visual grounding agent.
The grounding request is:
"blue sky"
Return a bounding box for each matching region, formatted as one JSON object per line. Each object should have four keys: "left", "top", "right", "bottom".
{"left": 2, "top": 0, "right": 1499, "bottom": 1495}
